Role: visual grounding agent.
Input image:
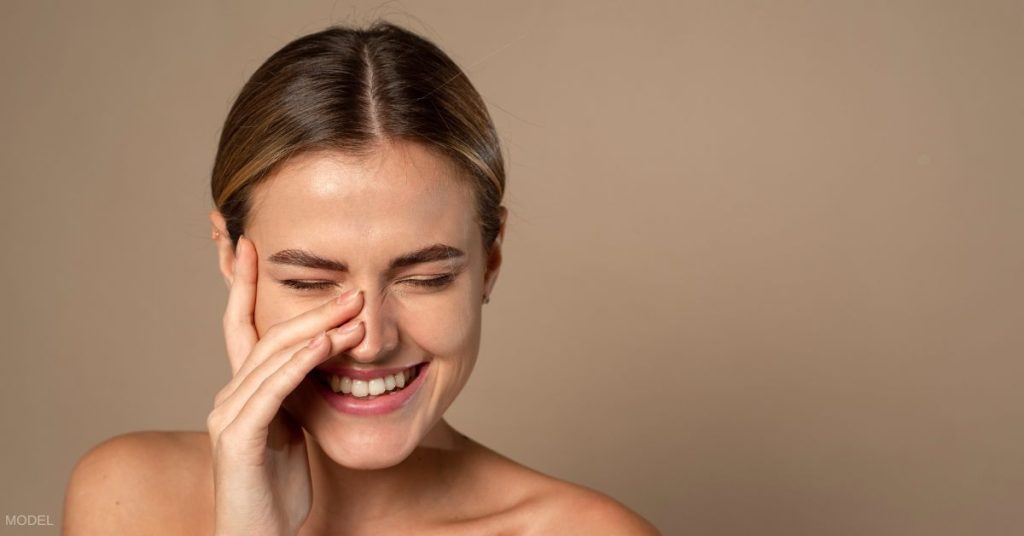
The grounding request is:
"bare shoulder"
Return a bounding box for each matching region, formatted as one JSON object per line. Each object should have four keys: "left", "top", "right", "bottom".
{"left": 462, "top": 440, "right": 661, "bottom": 535}
{"left": 521, "top": 477, "right": 661, "bottom": 535}
{"left": 63, "top": 430, "right": 212, "bottom": 535}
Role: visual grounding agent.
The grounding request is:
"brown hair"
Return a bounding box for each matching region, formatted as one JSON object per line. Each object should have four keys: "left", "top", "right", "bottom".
{"left": 210, "top": 20, "right": 505, "bottom": 251}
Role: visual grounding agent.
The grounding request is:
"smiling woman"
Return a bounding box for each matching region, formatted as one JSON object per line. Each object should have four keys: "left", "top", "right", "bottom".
{"left": 62, "top": 20, "right": 659, "bottom": 535}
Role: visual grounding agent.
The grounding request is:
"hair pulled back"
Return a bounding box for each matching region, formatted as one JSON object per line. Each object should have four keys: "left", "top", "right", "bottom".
{"left": 210, "top": 21, "right": 506, "bottom": 251}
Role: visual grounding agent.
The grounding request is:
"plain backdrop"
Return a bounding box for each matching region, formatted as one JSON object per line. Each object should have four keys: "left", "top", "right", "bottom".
{"left": 2, "top": 1, "right": 1022, "bottom": 534}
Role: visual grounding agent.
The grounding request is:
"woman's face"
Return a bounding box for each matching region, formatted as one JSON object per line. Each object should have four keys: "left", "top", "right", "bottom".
{"left": 227, "top": 141, "right": 502, "bottom": 469}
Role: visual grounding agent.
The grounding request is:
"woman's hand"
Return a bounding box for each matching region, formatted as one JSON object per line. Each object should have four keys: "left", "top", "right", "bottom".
{"left": 206, "top": 235, "right": 365, "bottom": 536}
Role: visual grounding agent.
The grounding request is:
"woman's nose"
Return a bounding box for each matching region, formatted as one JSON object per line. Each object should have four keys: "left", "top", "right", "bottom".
{"left": 344, "top": 290, "right": 398, "bottom": 364}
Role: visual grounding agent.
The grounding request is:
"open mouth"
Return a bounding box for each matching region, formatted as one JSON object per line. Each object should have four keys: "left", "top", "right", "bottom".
{"left": 312, "top": 362, "right": 425, "bottom": 400}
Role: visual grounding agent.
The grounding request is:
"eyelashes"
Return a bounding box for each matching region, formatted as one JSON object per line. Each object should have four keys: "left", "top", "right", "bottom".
{"left": 279, "top": 273, "right": 457, "bottom": 292}
{"left": 278, "top": 280, "right": 337, "bottom": 291}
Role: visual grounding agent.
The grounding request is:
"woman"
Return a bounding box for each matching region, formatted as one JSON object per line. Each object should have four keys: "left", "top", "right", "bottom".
{"left": 63, "top": 20, "right": 660, "bottom": 535}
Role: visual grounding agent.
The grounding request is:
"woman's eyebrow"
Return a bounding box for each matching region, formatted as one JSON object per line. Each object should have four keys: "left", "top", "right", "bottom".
{"left": 266, "top": 243, "right": 465, "bottom": 272}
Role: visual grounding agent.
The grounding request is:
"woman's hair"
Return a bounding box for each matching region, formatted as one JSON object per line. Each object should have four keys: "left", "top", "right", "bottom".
{"left": 210, "top": 20, "right": 505, "bottom": 251}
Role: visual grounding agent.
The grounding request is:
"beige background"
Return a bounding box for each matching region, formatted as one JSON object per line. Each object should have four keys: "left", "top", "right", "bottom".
{"left": 2, "top": 1, "right": 1022, "bottom": 534}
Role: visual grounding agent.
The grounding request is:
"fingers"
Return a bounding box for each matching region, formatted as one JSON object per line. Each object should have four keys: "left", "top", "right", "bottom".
{"left": 212, "top": 322, "right": 365, "bottom": 451}
{"left": 222, "top": 236, "right": 258, "bottom": 374}
{"left": 220, "top": 234, "right": 365, "bottom": 378}
{"left": 214, "top": 317, "right": 364, "bottom": 419}
{"left": 225, "top": 288, "right": 364, "bottom": 394}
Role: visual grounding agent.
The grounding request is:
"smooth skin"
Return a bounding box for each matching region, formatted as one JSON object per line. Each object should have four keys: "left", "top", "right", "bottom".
{"left": 63, "top": 140, "right": 661, "bottom": 535}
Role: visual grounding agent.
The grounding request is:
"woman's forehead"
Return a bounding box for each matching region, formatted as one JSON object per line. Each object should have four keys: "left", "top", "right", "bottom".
{"left": 246, "top": 144, "right": 477, "bottom": 254}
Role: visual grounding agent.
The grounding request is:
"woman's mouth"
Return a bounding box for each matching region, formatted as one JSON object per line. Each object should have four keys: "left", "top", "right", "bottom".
{"left": 308, "top": 361, "right": 429, "bottom": 416}
{"left": 313, "top": 363, "right": 424, "bottom": 399}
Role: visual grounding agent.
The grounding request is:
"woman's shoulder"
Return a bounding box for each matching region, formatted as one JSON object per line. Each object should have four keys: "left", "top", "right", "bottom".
{"left": 461, "top": 439, "right": 662, "bottom": 535}
{"left": 62, "top": 431, "right": 659, "bottom": 535}
{"left": 63, "top": 430, "right": 213, "bottom": 535}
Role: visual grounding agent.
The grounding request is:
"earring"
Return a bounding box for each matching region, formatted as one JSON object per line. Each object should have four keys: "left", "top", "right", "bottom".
{"left": 483, "top": 294, "right": 490, "bottom": 304}
{"left": 212, "top": 230, "right": 220, "bottom": 240}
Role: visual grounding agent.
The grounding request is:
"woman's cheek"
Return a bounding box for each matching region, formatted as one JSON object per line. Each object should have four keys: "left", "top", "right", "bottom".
{"left": 397, "top": 292, "right": 479, "bottom": 357}
{"left": 252, "top": 282, "right": 308, "bottom": 337}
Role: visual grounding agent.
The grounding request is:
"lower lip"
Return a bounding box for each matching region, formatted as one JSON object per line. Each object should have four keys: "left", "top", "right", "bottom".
{"left": 309, "top": 362, "right": 429, "bottom": 417}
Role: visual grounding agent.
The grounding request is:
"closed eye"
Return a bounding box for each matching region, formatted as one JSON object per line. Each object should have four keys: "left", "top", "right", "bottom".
{"left": 279, "top": 273, "right": 457, "bottom": 292}
{"left": 279, "top": 280, "right": 335, "bottom": 291}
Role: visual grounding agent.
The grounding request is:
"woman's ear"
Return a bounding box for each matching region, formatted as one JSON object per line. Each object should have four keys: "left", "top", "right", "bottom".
{"left": 209, "top": 208, "right": 237, "bottom": 289}
{"left": 482, "top": 206, "right": 507, "bottom": 303}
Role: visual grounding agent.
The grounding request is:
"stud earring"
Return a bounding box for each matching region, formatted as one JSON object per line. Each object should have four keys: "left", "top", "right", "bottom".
{"left": 212, "top": 230, "right": 220, "bottom": 240}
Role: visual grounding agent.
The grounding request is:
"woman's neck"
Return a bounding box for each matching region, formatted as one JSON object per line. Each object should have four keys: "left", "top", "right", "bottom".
{"left": 300, "top": 418, "right": 473, "bottom": 533}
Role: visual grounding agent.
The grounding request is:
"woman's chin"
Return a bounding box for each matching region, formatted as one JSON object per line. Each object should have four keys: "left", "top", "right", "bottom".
{"left": 309, "top": 424, "right": 419, "bottom": 469}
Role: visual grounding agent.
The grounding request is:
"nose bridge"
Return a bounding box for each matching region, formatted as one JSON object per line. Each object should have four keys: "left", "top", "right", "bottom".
{"left": 346, "top": 288, "right": 398, "bottom": 363}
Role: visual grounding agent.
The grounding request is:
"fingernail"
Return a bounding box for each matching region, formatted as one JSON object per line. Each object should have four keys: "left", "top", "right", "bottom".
{"left": 336, "top": 288, "right": 362, "bottom": 304}
{"left": 337, "top": 320, "right": 363, "bottom": 334}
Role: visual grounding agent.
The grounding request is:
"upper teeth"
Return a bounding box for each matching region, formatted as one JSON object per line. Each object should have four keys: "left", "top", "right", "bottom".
{"left": 328, "top": 367, "right": 417, "bottom": 398}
